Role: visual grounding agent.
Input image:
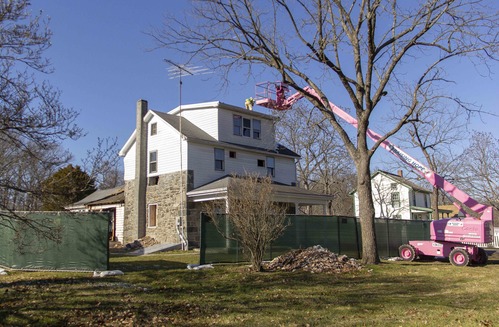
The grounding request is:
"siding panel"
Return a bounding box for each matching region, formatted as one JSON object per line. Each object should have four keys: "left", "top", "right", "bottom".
{"left": 148, "top": 117, "right": 186, "bottom": 175}
{"left": 123, "top": 143, "right": 136, "bottom": 181}
{"left": 188, "top": 142, "right": 296, "bottom": 188}
{"left": 179, "top": 107, "right": 219, "bottom": 139}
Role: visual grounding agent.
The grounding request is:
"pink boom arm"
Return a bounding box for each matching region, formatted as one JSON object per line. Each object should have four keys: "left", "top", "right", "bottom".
{"left": 257, "top": 83, "right": 489, "bottom": 216}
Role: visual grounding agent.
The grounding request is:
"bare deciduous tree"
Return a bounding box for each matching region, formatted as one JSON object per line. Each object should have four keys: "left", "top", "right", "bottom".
{"left": 0, "top": 0, "right": 82, "bottom": 238}
{"left": 387, "top": 94, "right": 469, "bottom": 218}
{"left": 153, "top": 0, "right": 498, "bottom": 264}
{"left": 204, "top": 174, "right": 289, "bottom": 272}
{"left": 407, "top": 116, "right": 467, "bottom": 218}
{"left": 455, "top": 131, "right": 498, "bottom": 214}
{"left": 82, "top": 137, "right": 124, "bottom": 189}
{"left": 275, "top": 104, "right": 355, "bottom": 215}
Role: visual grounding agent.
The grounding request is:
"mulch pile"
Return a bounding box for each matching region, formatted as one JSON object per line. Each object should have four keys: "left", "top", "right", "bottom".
{"left": 264, "top": 245, "right": 363, "bottom": 274}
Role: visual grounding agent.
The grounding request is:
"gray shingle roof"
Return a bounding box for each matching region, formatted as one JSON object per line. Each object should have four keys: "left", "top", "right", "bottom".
{"left": 152, "top": 111, "right": 217, "bottom": 142}
{"left": 188, "top": 175, "right": 330, "bottom": 199}
{"left": 73, "top": 186, "right": 124, "bottom": 206}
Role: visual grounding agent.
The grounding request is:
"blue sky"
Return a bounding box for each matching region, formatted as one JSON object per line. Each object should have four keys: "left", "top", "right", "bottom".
{"left": 30, "top": 1, "right": 498, "bottom": 168}
{"left": 30, "top": 1, "right": 265, "bottom": 163}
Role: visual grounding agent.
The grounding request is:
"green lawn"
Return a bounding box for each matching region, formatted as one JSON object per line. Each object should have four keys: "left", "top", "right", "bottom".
{"left": 1, "top": 250, "right": 498, "bottom": 326}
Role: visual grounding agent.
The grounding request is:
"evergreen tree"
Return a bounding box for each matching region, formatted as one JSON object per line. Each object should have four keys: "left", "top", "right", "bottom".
{"left": 41, "top": 165, "right": 96, "bottom": 211}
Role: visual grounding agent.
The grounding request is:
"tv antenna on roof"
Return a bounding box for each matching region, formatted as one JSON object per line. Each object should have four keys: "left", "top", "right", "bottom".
{"left": 164, "top": 59, "right": 211, "bottom": 250}
{"left": 164, "top": 59, "right": 212, "bottom": 112}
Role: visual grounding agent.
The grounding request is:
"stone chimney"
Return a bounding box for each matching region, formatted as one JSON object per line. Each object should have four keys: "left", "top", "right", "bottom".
{"left": 397, "top": 170, "right": 403, "bottom": 177}
{"left": 135, "top": 99, "right": 148, "bottom": 238}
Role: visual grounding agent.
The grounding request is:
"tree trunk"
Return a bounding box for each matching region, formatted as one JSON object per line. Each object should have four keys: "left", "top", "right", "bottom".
{"left": 356, "top": 159, "right": 380, "bottom": 265}
{"left": 431, "top": 188, "right": 439, "bottom": 220}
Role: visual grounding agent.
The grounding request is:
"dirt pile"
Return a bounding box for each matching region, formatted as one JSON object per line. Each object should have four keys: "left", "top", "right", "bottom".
{"left": 125, "top": 236, "right": 159, "bottom": 250}
{"left": 264, "top": 245, "right": 363, "bottom": 274}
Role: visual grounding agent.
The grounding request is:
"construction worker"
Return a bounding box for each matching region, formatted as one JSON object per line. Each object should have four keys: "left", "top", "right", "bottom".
{"left": 245, "top": 97, "right": 254, "bottom": 110}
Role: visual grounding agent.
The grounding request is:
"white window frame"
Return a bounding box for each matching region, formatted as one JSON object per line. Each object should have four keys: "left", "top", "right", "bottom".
{"left": 391, "top": 192, "right": 400, "bottom": 208}
{"left": 253, "top": 119, "right": 261, "bottom": 139}
{"left": 266, "top": 156, "right": 275, "bottom": 177}
{"left": 150, "top": 122, "right": 157, "bottom": 136}
{"left": 214, "top": 148, "right": 225, "bottom": 171}
{"left": 149, "top": 150, "right": 158, "bottom": 174}
{"left": 242, "top": 118, "right": 251, "bottom": 137}
{"left": 233, "top": 115, "right": 242, "bottom": 136}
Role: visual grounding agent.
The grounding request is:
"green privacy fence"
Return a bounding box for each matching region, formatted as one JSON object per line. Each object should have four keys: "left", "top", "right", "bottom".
{"left": 199, "top": 214, "right": 431, "bottom": 264}
{"left": 0, "top": 212, "right": 109, "bottom": 271}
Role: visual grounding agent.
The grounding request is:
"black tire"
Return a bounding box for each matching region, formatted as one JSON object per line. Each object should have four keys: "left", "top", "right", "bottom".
{"left": 449, "top": 248, "right": 470, "bottom": 267}
{"left": 475, "top": 247, "right": 488, "bottom": 265}
{"left": 399, "top": 244, "right": 416, "bottom": 262}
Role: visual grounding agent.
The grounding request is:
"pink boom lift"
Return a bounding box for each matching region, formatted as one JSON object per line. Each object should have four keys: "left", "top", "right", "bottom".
{"left": 255, "top": 82, "right": 493, "bottom": 266}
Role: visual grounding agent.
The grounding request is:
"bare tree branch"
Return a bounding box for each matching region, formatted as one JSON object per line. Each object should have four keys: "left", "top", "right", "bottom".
{"left": 152, "top": 0, "right": 498, "bottom": 264}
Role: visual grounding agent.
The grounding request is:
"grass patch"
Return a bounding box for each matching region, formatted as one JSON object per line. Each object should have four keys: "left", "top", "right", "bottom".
{"left": 1, "top": 251, "right": 498, "bottom": 326}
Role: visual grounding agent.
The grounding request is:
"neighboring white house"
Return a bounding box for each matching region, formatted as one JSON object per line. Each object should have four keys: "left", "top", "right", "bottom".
{"left": 118, "top": 100, "right": 331, "bottom": 247}
{"left": 65, "top": 186, "right": 125, "bottom": 242}
{"left": 351, "top": 170, "right": 433, "bottom": 220}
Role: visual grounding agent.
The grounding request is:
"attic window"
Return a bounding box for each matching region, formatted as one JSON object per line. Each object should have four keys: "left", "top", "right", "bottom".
{"left": 390, "top": 183, "right": 397, "bottom": 190}
{"left": 243, "top": 118, "right": 251, "bottom": 137}
{"left": 253, "top": 119, "right": 261, "bottom": 139}
{"left": 233, "top": 115, "right": 242, "bottom": 135}
{"left": 151, "top": 123, "right": 157, "bottom": 136}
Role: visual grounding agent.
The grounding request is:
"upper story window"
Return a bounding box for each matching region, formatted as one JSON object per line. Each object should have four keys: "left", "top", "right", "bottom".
{"left": 391, "top": 192, "right": 400, "bottom": 208}
{"left": 233, "top": 115, "right": 242, "bottom": 136}
{"left": 229, "top": 151, "right": 236, "bottom": 158}
{"left": 149, "top": 150, "right": 158, "bottom": 174}
{"left": 243, "top": 118, "right": 251, "bottom": 137}
{"left": 266, "top": 156, "right": 275, "bottom": 177}
{"left": 233, "top": 114, "right": 262, "bottom": 139}
{"left": 214, "top": 148, "right": 225, "bottom": 171}
{"left": 150, "top": 122, "right": 157, "bottom": 136}
{"left": 390, "top": 183, "right": 397, "bottom": 190}
{"left": 253, "top": 119, "right": 261, "bottom": 139}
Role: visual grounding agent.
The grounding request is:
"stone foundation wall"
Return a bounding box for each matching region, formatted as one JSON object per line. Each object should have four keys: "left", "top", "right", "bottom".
{"left": 123, "top": 180, "right": 137, "bottom": 244}
{"left": 122, "top": 170, "right": 202, "bottom": 247}
{"left": 145, "top": 171, "right": 185, "bottom": 244}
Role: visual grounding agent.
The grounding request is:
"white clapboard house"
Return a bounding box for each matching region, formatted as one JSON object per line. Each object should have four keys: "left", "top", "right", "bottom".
{"left": 118, "top": 100, "right": 331, "bottom": 247}
{"left": 351, "top": 170, "right": 433, "bottom": 220}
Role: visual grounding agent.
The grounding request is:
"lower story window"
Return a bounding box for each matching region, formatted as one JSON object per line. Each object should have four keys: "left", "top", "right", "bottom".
{"left": 148, "top": 204, "right": 157, "bottom": 227}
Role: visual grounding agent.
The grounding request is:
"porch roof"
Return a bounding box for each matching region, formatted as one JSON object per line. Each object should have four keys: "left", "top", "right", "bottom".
{"left": 187, "top": 176, "right": 331, "bottom": 206}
